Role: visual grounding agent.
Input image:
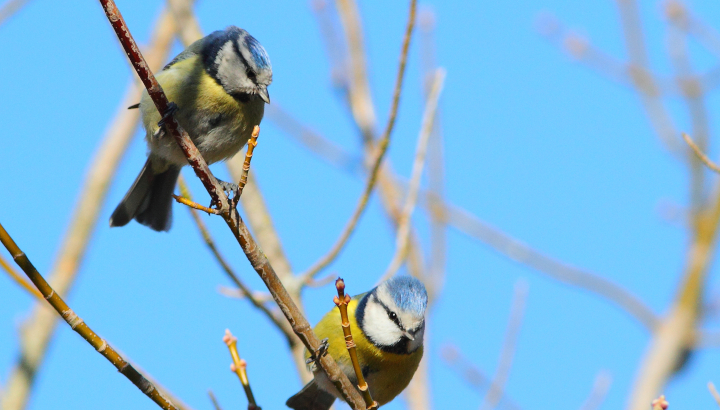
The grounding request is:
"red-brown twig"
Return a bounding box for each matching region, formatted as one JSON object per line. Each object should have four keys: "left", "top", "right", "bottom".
{"left": 97, "top": 1, "right": 364, "bottom": 407}
{"left": 223, "top": 330, "right": 260, "bottom": 410}
{"left": 334, "top": 279, "right": 378, "bottom": 409}
{"left": 98, "top": 0, "right": 227, "bottom": 212}
{"left": 0, "top": 222, "right": 179, "bottom": 410}
{"left": 300, "top": 0, "right": 418, "bottom": 283}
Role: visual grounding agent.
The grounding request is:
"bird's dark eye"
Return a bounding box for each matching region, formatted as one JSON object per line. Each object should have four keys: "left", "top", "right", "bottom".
{"left": 388, "top": 312, "right": 397, "bottom": 321}
{"left": 246, "top": 69, "right": 257, "bottom": 80}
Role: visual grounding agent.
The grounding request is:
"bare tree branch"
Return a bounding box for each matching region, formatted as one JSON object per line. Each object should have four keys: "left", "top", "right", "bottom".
{"left": 300, "top": 0, "right": 418, "bottom": 283}
{"left": 0, "top": 223, "right": 180, "bottom": 410}
{"left": 479, "top": 281, "right": 528, "bottom": 410}
{"left": 578, "top": 371, "right": 612, "bottom": 410}
{"left": 683, "top": 133, "right": 720, "bottom": 173}
{"left": 0, "top": 8, "right": 180, "bottom": 410}
{"left": 0, "top": 0, "right": 30, "bottom": 26}
{"left": 709, "top": 382, "right": 720, "bottom": 407}
{"left": 97, "top": 1, "right": 365, "bottom": 406}
{"left": 0, "top": 251, "right": 42, "bottom": 300}
{"left": 381, "top": 69, "right": 445, "bottom": 282}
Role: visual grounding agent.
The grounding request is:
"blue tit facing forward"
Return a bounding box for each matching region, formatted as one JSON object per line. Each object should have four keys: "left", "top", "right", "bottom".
{"left": 287, "top": 276, "right": 428, "bottom": 410}
{"left": 109, "top": 26, "right": 272, "bottom": 231}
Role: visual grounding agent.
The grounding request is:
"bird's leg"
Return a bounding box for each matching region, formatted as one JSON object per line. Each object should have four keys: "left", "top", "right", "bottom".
{"left": 157, "top": 102, "right": 178, "bottom": 129}
{"left": 306, "top": 338, "right": 330, "bottom": 367}
{"left": 207, "top": 179, "right": 241, "bottom": 209}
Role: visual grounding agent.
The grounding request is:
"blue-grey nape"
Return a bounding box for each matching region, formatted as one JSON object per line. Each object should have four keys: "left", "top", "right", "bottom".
{"left": 385, "top": 276, "right": 428, "bottom": 315}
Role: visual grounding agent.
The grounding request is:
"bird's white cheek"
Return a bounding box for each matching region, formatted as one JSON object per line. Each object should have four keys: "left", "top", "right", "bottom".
{"left": 362, "top": 303, "right": 402, "bottom": 346}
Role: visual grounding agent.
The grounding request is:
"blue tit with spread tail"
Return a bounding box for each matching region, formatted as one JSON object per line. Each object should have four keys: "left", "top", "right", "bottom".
{"left": 286, "top": 276, "right": 428, "bottom": 410}
{"left": 109, "top": 26, "right": 272, "bottom": 232}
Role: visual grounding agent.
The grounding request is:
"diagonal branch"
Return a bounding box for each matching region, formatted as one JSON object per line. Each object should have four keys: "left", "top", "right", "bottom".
{"left": 0, "top": 251, "right": 42, "bottom": 300}
{"left": 266, "top": 104, "right": 658, "bottom": 330}
{"left": 683, "top": 133, "right": 720, "bottom": 173}
{"left": 0, "top": 223, "right": 180, "bottom": 410}
{"left": 0, "top": 0, "right": 30, "bottom": 26}
{"left": 479, "top": 281, "right": 528, "bottom": 410}
{"left": 1, "top": 8, "right": 180, "bottom": 410}
{"left": 299, "top": 0, "right": 418, "bottom": 283}
{"left": 177, "top": 178, "right": 294, "bottom": 344}
{"left": 578, "top": 371, "right": 612, "bottom": 410}
{"left": 381, "top": 69, "right": 445, "bottom": 282}
{"left": 96, "top": 1, "right": 365, "bottom": 407}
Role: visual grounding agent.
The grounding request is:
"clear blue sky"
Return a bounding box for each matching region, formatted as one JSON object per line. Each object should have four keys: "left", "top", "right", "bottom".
{"left": 1, "top": 0, "right": 720, "bottom": 409}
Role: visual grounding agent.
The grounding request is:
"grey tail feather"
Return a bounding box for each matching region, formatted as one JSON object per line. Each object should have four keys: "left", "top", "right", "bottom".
{"left": 286, "top": 380, "right": 336, "bottom": 410}
{"left": 109, "top": 159, "right": 180, "bottom": 232}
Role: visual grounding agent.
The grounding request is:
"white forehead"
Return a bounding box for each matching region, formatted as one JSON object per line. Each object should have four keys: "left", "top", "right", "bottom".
{"left": 375, "top": 286, "right": 425, "bottom": 331}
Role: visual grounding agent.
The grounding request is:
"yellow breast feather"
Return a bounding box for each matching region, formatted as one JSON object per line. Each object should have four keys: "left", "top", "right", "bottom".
{"left": 310, "top": 295, "right": 423, "bottom": 405}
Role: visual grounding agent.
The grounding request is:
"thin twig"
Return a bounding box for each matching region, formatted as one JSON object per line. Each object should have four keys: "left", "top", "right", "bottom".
{"left": 334, "top": 279, "right": 378, "bottom": 409}
{"left": 234, "top": 126, "right": 260, "bottom": 202}
{"left": 683, "top": 132, "right": 720, "bottom": 173}
{"left": 0, "top": 0, "right": 30, "bottom": 26}
{"left": 208, "top": 390, "right": 223, "bottom": 410}
{"left": 217, "top": 286, "right": 273, "bottom": 303}
{"left": 0, "top": 222, "right": 180, "bottom": 410}
{"left": 172, "top": 194, "right": 222, "bottom": 215}
{"left": 440, "top": 344, "right": 521, "bottom": 410}
{"left": 0, "top": 251, "right": 43, "bottom": 299}
{"left": 335, "top": 0, "right": 377, "bottom": 142}
{"left": 420, "top": 6, "right": 449, "bottom": 300}
{"left": 1, "top": 9, "right": 181, "bottom": 410}
{"left": 304, "top": 272, "right": 337, "bottom": 288}
{"left": 300, "top": 0, "right": 418, "bottom": 282}
{"left": 310, "top": 0, "right": 348, "bottom": 90}
{"left": 223, "top": 330, "right": 260, "bottom": 410}
{"left": 708, "top": 382, "right": 720, "bottom": 407}
{"left": 98, "top": 2, "right": 364, "bottom": 406}
{"left": 268, "top": 105, "right": 658, "bottom": 329}
{"left": 177, "top": 178, "right": 294, "bottom": 344}
{"left": 578, "top": 371, "right": 612, "bottom": 410}
{"left": 380, "top": 69, "right": 445, "bottom": 282}
{"left": 265, "top": 105, "right": 363, "bottom": 174}
{"left": 479, "top": 280, "right": 528, "bottom": 410}
{"left": 165, "top": 0, "right": 202, "bottom": 45}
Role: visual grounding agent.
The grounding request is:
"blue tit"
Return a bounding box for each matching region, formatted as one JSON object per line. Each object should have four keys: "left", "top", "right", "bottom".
{"left": 109, "top": 26, "right": 272, "bottom": 231}
{"left": 287, "top": 276, "right": 428, "bottom": 410}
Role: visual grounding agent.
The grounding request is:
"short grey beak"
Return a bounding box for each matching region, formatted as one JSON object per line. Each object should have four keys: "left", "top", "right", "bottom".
{"left": 403, "top": 330, "right": 415, "bottom": 341}
{"left": 258, "top": 87, "right": 270, "bottom": 104}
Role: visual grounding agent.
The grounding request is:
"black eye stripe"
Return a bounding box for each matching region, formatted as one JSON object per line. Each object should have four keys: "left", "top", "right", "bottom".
{"left": 376, "top": 297, "right": 403, "bottom": 330}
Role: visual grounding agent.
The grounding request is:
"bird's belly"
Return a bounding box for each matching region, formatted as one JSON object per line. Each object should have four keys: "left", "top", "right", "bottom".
{"left": 364, "top": 359, "right": 419, "bottom": 405}
{"left": 144, "top": 88, "right": 265, "bottom": 167}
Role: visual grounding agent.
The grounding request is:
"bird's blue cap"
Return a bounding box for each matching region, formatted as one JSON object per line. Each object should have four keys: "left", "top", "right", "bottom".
{"left": 243, "top": 34, "right": 271, "bottom": 69}
{"left": 385, "top": 276, "right": 428, "bottom": 316}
